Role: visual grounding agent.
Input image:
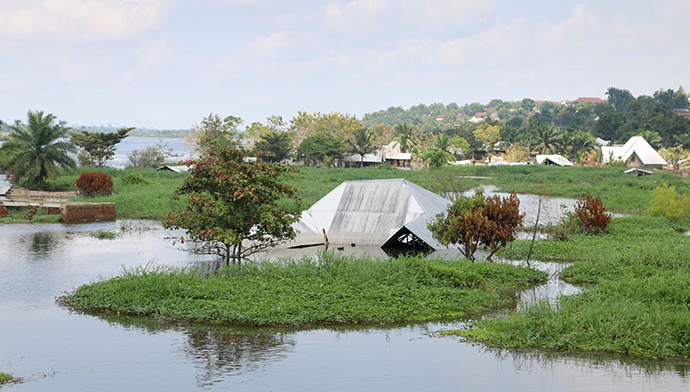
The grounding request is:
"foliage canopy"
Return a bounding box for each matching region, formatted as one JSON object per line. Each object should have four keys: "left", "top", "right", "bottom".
{"left": 164, "top": 143, "right": 301, "bottom": 264}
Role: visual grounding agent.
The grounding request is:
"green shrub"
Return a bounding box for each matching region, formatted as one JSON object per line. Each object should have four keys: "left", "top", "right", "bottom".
{"left": 648, "top": 183, "right": 690, "bottom": 229}
{"left": 121, "top": 173, "right": 153, "bottom": 185}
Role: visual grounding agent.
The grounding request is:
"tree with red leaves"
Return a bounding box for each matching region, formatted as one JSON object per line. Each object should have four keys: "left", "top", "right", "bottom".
{"left": 428, "top": 190, "right": 524, "bottom": 261}
{"left": 163, "top": 143, "right": 301, "bottom": 265}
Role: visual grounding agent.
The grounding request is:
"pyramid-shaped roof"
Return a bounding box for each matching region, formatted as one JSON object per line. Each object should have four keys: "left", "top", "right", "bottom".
{"left": 601, "top": 136, "right": 667, "bottom": 166}
{"left": 290, "top": 179, "right": 450, "bottom": 249}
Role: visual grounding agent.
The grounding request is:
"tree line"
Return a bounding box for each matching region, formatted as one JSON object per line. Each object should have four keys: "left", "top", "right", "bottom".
{"left": 2, "top": 86, "right": 690, "bottom": 189}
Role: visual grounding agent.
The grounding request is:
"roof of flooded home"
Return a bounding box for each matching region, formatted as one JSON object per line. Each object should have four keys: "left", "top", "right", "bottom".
{"left": 289, "top": 179, "right": 451, "bottom": 249}
{"left": 536, "top": 154, "right": 574, "bottom": 166}
{"left": 600, "top": 136, "right": 667, "bottom": 166}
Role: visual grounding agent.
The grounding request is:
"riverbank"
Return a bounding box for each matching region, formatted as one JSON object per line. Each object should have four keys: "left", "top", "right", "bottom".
{"left": 59, "top": 254, "right": 546, "bottom": 326}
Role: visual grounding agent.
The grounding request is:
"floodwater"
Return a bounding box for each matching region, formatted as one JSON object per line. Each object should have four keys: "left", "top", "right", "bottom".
{"left": 1, "top": 221, "right": 689, "bottom": 391}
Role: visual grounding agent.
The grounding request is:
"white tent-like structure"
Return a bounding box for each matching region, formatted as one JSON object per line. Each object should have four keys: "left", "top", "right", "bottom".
{"left": 288, "top": 179, "right": 450, "bottom": 250}
{"left": 536, "top": 154, "right": 573, "bottom": 166}
{"left": 600, "top": 136, "right": 667, "bottom": 168}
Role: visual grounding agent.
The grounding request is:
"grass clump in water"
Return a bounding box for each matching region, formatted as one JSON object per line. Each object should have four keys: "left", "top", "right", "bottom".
{"left": 59, "top": 253, "right": 546, "bottom": 326}
{"left": 0, "top": 373, "right": 14, "bottom": 383}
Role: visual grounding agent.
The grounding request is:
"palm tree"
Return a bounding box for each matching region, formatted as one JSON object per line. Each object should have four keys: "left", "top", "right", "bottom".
{"left": 0, "top": 111, "right": 76, "bottom": 189}
{"left": 349, "top": 127, "right": 378, "bottom": 168}
{"left": 528, "top": 119, "right": 563, "bottom": 154}
{"left": 433, "top": 133, "right": 456, "bottom": 162}
{"left": 393, "top": 122, "right": 414, "bottom": 153}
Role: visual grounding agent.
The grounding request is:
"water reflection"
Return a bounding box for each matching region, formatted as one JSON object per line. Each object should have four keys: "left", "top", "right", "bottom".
{"left": 3, "top": 221, "right": 689, "bottom": 391}
{"left": 26, "top": 232, "right": 62, "bottom": 257}
{"left": 88, "top": 312, "right": 296, "bottom": 388}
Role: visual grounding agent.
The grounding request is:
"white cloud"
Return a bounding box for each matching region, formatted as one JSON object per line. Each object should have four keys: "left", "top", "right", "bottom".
{"left": 346, "top": 0, "right": 386, "bottom": 15}
{"left": 535, "top": 4, "right": 599, "bottom": 47}
{"left": 412, "top": 0, "right": 495, "bottom": 19}
{"left": 248, "top": 31, "right": 291, "bottom": 56}
{"left": 324, "top": 3, "right": 342, "bottom": 19}
{"left": 0, "top": 0, "right": 170, "bottom": 44}
{"left": 437, "top": 18, "right": 525, "bottom": 64}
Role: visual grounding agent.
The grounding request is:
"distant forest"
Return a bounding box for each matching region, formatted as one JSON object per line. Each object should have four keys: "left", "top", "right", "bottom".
{"left": 2, "top": 86, "right": 690, "bottom": 166}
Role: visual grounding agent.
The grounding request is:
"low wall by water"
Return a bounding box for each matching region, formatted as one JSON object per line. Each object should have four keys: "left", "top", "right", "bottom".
{"left": 60, "top": 203, "right": 116, "bottom": 223}
{"left": 0, "top": 199, "right": 116, "bottom": 223}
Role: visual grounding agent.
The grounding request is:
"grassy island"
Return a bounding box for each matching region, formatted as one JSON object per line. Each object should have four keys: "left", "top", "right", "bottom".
{"left": 60, "top": 254, "right": 546, "bottom": 326}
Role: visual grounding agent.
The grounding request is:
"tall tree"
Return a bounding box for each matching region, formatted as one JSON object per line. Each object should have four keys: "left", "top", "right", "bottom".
{"left": 473, "top": 123, "right": 502, "bottom": 162}
{"left": 0, "top": 110, "right": 76, "bottom": 189}
{"left": 393, "top": 122, "right": 415, "bottom": 153}
{"left": 528, "top": 118, "right": 562, "bottom": 154}
{"left": 164, "top": 144, "right": 300, "bottom": 265}
{"left": 187, "top": 113, "right": 243, "bottom": 157}
{"left": 296, "top": 134, "right": 344, "bottom": 167}
{"left": 254, "top": 130, "right": 292, "bottom": 163}
{"left": 348, "top": 127, "right": 378, "bottom": 168}
{"left": 70, "top": 127, "right": 133, "bottom": 166}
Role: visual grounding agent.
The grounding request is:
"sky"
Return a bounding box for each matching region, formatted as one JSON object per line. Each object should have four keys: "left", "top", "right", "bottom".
{"left": 1, "top": 0, "right": 689, "bottom": 130}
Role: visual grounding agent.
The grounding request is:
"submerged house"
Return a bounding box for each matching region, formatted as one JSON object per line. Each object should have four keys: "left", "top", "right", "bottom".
{"left": 536, "top": 154, "right": 573, "bottom": 167}
{"left": 600, "top": 136, "right": 667, "bottom": 169}
{"left": 288, "top": 179, "right": 450, "bottom": 251}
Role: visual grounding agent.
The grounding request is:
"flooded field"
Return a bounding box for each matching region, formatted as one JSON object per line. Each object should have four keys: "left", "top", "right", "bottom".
{"left": 1, "top": 221, "right": 688, "bottom": 391}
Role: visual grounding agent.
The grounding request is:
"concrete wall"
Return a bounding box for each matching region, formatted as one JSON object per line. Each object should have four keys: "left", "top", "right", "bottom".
{"left": 61, "top": 203, "right": 116, "bottom": 223}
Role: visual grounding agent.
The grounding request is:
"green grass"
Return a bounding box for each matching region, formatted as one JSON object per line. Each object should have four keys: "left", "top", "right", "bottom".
{"left": 0, "top": 206, "right": 61, "bottom": 223}
{"left": 450, "top": 214, "right": 690, "bottom": 359}
{"left": 66, "top": 167, "right": 187, "bottom": 219}
{"left": 59, "top": 253, "right": 546, "bottom": 326}
{"left": 42, "top": 164, "right": 682, "bottom": 219}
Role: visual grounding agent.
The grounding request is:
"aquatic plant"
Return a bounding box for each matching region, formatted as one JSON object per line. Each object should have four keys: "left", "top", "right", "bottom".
{"left": 574, "top": 193, "right": 611, "bottom": 234}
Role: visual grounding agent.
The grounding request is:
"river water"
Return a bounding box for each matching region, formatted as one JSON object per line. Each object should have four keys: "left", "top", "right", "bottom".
{"left": 1, "top": 221, "right": 688, "bottom": 391}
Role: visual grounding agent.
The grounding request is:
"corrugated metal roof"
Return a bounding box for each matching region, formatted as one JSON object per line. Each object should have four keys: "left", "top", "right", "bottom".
{"left": 536, "top": 154, "right": 573, "bottom": 166}
{"left": 601, "top": 137, "right": 667, "bottom": 166}
{"left": 289, "top": 179, "right": 450, "bottom": 249}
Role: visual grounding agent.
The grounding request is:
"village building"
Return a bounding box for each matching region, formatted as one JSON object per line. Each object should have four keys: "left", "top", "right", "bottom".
{"left": 287, "top": 179, "right": 450, "bottom": 251}
{"left": 341, "top": 141, "right": 411, "bottom": 168}
{"left": 536, "top": 154, "right": 574, "bottom": 167}
{"left": 600, "top": 136, "right": 667, "bottom": 169}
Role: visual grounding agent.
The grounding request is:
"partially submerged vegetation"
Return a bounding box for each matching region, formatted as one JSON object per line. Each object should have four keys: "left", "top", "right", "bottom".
{"left": 0, "top": 372, "right": 14, "bottom": 384}
{"left": 60, "top": 254, "right": 546, "bottom": 326}
{"left": 453, "top": 214, "right": 690, "bottom": 359}
{"left": 10, "top": 162, "right": 690, "bottom": 360}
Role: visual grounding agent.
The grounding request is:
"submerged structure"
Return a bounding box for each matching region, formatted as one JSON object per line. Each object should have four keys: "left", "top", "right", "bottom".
{"left": 289, "top": 179, "right": 450, "bottom": 251}
{"left": 600, "top": 136, "right": 667, "bottom": 169}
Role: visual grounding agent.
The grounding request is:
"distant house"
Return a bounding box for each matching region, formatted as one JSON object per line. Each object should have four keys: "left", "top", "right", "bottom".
{"left": 536, "top": 154, "right": 573, "bottom": 167}
{"left": 155, "top": 165, "right": 189, "bottom": 173}
{"left": 383, "top": 141, "right": 412, "bottom": 167}
{"left": 600, "top": 136, "right": 667, "bottom": 169}
{"left": 571, "top": 97, "right": 604, "bottom": 105}
{"left": 341, "top": 151, "right": 385, "bottom": 167}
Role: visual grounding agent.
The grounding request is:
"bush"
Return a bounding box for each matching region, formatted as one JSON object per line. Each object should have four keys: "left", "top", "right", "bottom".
{"left": 127, "top": 142, "right": 172, "bottom": 168}
{"left": 648, "top": 183, "right": 690, "bottom": 229}
{"left": 121, "top": 173, "right": 153, "bottom": 185}
{"left": 574, "top": 193, "right": 611, "bottom": 234}
{"left": 76, "top": 171, "right": 113, "bottom": 197}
